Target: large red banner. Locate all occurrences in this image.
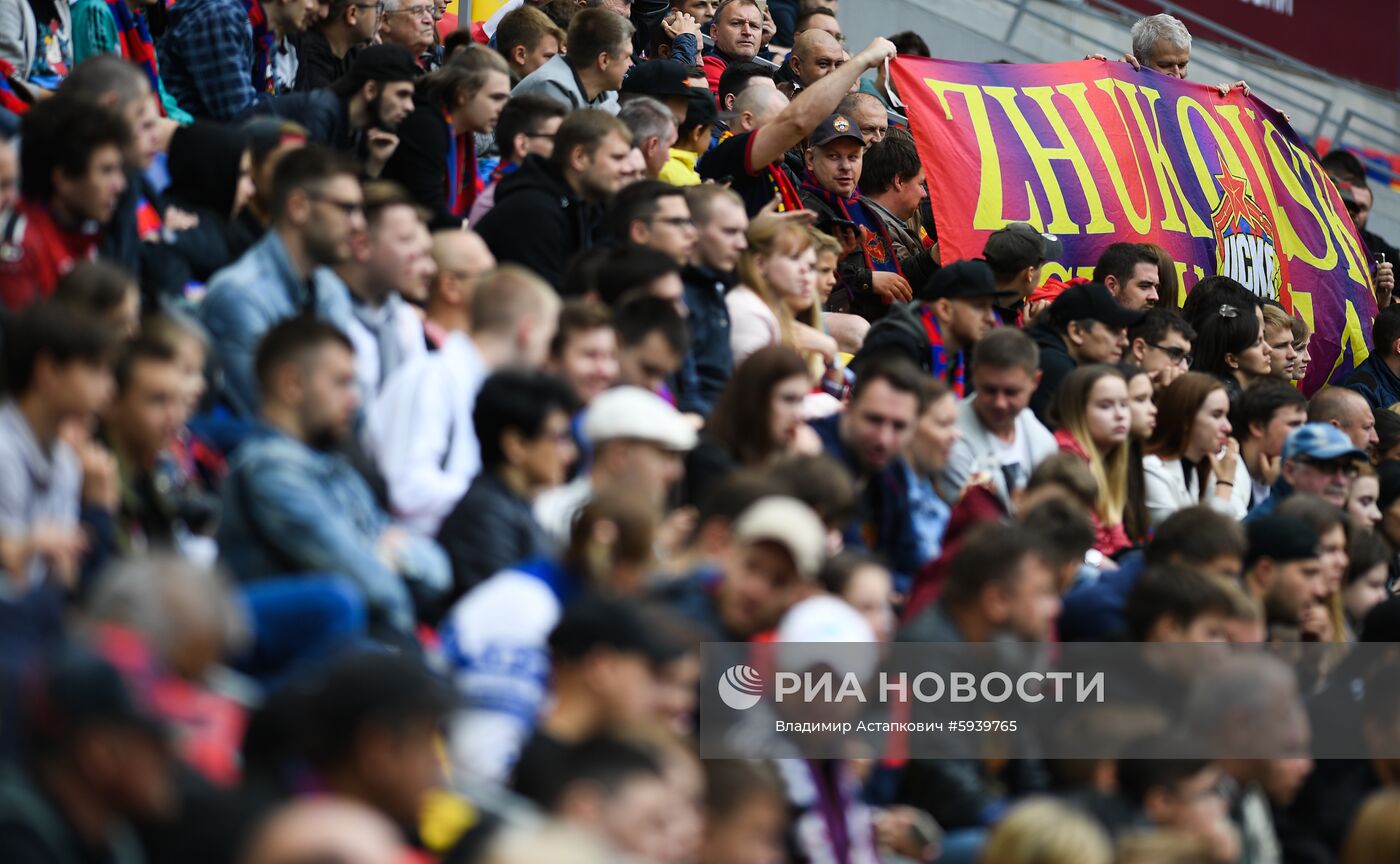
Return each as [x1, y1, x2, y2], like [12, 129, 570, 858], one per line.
[892, 56, 1379, 391]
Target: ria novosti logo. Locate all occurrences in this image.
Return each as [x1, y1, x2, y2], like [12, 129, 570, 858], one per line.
[717, 665, 763, 710]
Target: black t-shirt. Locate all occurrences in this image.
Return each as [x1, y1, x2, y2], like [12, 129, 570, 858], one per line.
[697, 130, 803, 217]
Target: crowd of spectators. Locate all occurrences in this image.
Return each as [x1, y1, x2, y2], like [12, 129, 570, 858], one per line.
[1, 3, 1400, 864]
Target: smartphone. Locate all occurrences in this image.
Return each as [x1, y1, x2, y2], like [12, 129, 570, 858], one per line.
[819, 216, 859, 234]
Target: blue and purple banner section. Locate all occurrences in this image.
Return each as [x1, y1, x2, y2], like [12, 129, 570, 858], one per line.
[700, 642, 1398, 760]
[891, 57, 1379, 393]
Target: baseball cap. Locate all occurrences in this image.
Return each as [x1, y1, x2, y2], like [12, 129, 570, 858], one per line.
[548, 595, 686, 663]
[775, 596, 880, 681]
[344, 44, 421, 88]
[24, 644, 167, 747]
[1048, 282, 1147, 330]
[584, 386, 698, 451]
[809, 113, 865, 148]
[1281, 423, 1368, 463]
[917, 259, 1011, 303]
[1244, 515, 1320, 570]
[732, 496, 827, 581]
[982, 223, 1063, 272]
[681, 87, 719, 130]
[621, 60, 692, 98]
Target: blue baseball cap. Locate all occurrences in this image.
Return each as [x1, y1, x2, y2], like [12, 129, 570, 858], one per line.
[1281, 422, 1367, 463]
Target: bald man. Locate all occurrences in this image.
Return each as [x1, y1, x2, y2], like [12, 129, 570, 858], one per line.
[242, 798, 406, 864]
[837, 91, 887, 143]
[789, 29, 844, 92]
[1308, 387, 1379, 457]
[425, 229, 497, 343]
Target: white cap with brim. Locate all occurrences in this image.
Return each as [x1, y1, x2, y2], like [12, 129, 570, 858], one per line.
[776, 595, 880, 682]
[732, 496, 827, 582]
[583, 386, 698, 451]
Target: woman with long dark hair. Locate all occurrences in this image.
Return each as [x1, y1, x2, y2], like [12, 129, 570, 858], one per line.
[683, 345, 819, 507]
[1143, 372, 1249, 528]
[1185, 277, 1271, 401]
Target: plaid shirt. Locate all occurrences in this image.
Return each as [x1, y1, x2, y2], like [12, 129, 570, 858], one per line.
[157, 0, 255, 121]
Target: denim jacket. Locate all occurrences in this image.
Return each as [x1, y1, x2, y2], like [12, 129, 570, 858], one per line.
[199, 231, 354, 417]
[218, 425, 449, 633]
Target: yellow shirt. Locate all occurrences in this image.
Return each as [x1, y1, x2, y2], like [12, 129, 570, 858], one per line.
[659, 147, 702, 186]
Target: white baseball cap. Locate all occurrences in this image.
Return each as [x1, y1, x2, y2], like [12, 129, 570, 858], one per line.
[583, 386, 698, 451]
[732, 496, 827, 582]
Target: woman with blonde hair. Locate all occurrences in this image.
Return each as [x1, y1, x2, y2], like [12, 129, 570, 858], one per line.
[982, 799, 1112, 864]
[727, 220, 838, 366]
[1051, 365, 1133, 556]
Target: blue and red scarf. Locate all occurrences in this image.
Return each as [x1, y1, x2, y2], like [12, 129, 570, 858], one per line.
[105, 0, 165, 114]
[918, 309, 966, 397]
[243, 0, 276, 94]
[442, 108, 481, 218]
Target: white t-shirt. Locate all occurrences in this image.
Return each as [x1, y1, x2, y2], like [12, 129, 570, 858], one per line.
[990, 427, 1034, 492]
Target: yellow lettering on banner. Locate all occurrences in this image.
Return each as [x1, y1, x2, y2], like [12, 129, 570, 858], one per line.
[1303, 154, 1370, 287]
[1060, 82, 1151, 234]
[1175, 97, 1249, 214]
[1328, 298, 1371, 379]
[1108, 82, 1207, 236]
[1038, 263, 1096, 285]
[1291, 289, 1315, 333]
[984, 85, 1114, 235]
[1261, 125, 1336, 271]
[922, 79, 1008, 232]
[1174, 260, 1204, 306]
[1214, 105, 1288, 235]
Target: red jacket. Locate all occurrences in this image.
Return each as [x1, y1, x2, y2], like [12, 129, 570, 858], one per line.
[0, 199, 100, 310]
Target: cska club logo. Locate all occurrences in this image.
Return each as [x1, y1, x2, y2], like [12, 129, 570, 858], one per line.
[1210, 170, 1282, 302]
[865, 231, 888, 265]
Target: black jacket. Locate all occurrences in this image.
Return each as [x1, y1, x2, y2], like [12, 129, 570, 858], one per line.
[293, 30, 358, 92]
[381, 94, 459, 228]
[436, 471, 553, 607]
[475, 155, 600, 289]
[1027, 318, 1075, 423]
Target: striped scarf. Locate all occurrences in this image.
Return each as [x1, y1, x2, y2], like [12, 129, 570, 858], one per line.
[442, 108, 480, 218]
[917, 308, 965, 397]
[243, 0, 275, 94]
[797, 176, 903, 278]
[105, 0, 164, 113]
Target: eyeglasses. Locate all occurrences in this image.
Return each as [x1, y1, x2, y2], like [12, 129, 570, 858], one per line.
[307, 193, 365, 217]
[651, 216, 696, 228]
[385, 3, 432, 16]
[1297, 458, 1361, 479]
[1148, 342, 1193, 367]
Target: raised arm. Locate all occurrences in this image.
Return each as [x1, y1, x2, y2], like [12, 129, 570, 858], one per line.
[748, 36, 896, 169]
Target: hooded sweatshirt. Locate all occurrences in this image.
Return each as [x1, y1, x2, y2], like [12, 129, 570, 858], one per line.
[475, 154, 601, 290]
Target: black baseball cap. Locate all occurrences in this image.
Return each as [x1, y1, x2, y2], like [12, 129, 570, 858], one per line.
[1048, 282, 1147, 329]
[344, 44, 421, 88]
[809, 113, 865, 148]
[982, 223, 1063, 272]
[24, 644, 168, 747]
[549, 595, 686, 664]
[1244, 515, 1320, 571]
[917, 259, 1010, 302]
[681, 87, 719, 130]
[622, 60, 692, 98]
